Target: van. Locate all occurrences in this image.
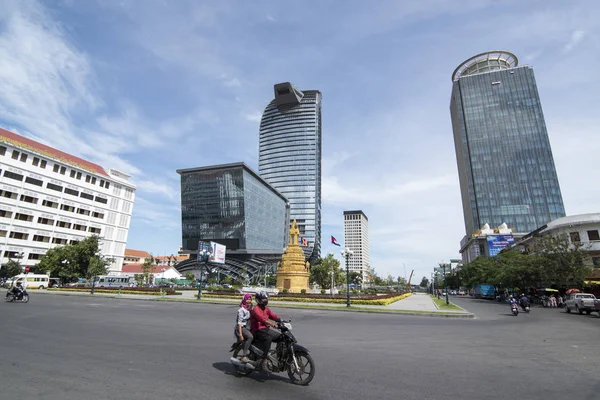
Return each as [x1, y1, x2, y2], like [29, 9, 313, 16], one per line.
[10, 273, 50, 289]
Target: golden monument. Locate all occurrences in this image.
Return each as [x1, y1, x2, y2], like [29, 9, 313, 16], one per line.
[276, 219, 310, 293]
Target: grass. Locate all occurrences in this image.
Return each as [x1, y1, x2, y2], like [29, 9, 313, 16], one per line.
[429, 295, 464, 311]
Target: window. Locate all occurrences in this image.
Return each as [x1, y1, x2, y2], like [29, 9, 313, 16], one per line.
[53, 164, 60, 173]
[15, 213, 33, 222]
[56, 221, 71, 229]
[77, 208, 91, 216]
[124, 188, 134, 200]
[69, 240, 80, 245]
[0, 146, 5, 155]
[60, 204, 75, 213]
[91, 177, 97, 185]
[9, 232, 29, 240]
[89, 227, 102, 234]
[60, 166, 66, 175]
[100, 180, 105, 188]
[12, 150, 19, 160]
[28, 253, 42, 260]
[47, 183, 63, 192]
[1, 190, 17, 199]
[0, 230, 6, 237]
[105, 182, 110, 189]
[70, 170, 76, 178]
[40, 160, 47, 169]
[52, 238, 68, 245]
[73, 224, 87, 232]
[64, 188, 79, 197]
[25, 176, 43, 187]
[121, 201, 131, 213]
[95, 196, 107, 204]
[4, 171, 24, 181]
[92, 211, 104, 219]
[32, 157, 40, 166]
[85, 175, 91, 183]
[80, 192, 94, 200]
[0, 210, 13, 218]
[33, 235, 50, 243]
[20, 153, 27, 162]
[570, 232, 581, 243]
[42, 200, 58, 209]
[37, 217, 55, 226]
[587, 230, 600, 241]
[19, 194, 38, 204]
[76, 172, 82, 180]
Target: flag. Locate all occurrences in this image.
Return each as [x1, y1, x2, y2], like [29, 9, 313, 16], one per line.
[302, 237, 308, 247]
[331, 236, 341, 246]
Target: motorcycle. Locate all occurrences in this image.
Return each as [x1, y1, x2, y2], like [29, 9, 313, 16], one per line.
[229, 320, 315, 385]
[510, 303, 519, 316]
[520, 303, 530, 313]
[5, 287, 29, 303]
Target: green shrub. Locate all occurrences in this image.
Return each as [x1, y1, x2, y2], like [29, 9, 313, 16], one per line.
[282, 288, 289, 293]
[300, 289, 306, 294]
[320, 289, 326, 294]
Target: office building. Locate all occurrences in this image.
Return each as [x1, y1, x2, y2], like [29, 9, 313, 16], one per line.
[450, 51, 565, 240]
[258, 82, 322, 263]
[343, 210, 370, 283]
[0, 128, 136, 272]
[176, 162, 289, 281]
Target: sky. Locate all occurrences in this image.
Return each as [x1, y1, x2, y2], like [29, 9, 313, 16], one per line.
[0, 0, 599, 284]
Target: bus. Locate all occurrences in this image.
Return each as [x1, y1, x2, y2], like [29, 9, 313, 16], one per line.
[92, 275, 132, 288]
[9, 274, 50, 289]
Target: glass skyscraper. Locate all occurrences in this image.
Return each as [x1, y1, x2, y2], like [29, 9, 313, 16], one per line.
[258, 82, 322, 262]
[450, 51, 565, 236]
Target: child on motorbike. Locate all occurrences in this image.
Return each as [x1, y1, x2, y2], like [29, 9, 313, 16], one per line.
[234, 293, 254, 363]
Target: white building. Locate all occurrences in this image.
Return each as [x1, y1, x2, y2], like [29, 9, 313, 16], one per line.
[0, 128, 136, 272]
[343, 210, 370, 283]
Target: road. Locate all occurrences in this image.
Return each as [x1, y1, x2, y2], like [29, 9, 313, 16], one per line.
[1, 293, 598, 400]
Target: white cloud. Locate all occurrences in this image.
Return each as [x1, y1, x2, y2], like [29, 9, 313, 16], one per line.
[266, 15, 275, 22]
[563, 30, 586, 53]
[134, 179, 179, 201]
[221, 75, 242, 88]
[244, 111, 262, 122]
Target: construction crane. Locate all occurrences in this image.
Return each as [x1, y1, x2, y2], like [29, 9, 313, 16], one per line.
[407, 270, 415, 292]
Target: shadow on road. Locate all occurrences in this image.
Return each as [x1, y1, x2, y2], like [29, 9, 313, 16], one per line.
[212, 362, 291, 384]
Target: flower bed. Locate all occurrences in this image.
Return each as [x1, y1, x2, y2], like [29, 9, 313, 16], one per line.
[48, 287, 180, 296]
[198, 292, 412, 305]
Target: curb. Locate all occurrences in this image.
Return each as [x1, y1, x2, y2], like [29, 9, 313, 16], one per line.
[28, 290, 475, 319]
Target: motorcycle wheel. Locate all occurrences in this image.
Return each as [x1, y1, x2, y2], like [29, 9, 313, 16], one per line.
[232, 347, 254, 376]
[5, 293, 15, 302]
[22, 294, 29, 303]
[287, 351, 315, 386]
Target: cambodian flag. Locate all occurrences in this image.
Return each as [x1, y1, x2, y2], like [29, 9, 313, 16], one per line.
[331, 236, 341, 246]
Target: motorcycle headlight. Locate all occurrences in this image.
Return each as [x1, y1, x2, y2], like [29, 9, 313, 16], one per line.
[283, 322, 292, 330]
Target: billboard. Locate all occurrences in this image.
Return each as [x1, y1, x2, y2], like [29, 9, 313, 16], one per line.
[209, 241, 226, 264]
[487, 234, 515, 257]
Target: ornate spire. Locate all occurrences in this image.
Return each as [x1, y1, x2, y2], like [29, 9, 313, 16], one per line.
[289, 219, 300, 245]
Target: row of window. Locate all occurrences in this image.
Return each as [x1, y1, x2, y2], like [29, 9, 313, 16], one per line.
[1, 210, 102, 234]
[0, 229, 85, 246]
[570, 230, 600, 243]
[1, 188, 106, 219]
[0, 146, 110, 189]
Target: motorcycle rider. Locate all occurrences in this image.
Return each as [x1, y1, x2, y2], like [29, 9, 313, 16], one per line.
[250, 291, 281, 374]
[519, 293, 530, 311]
[10, 280, 25, 299]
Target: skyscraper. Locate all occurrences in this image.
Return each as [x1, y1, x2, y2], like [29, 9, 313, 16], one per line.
[343, 210, 370, 284]
[450, 51, 565, 238]
[258, 82, 322, 262]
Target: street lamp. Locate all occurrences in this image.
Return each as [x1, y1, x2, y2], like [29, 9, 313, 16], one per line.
[197, 249, 212, 300]
[439, 260, 450, 305]
[341, 247, 354, 307]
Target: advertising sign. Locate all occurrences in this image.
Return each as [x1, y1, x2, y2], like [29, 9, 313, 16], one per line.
[487, 234, 515, 257]
[209, 241, 226, 264]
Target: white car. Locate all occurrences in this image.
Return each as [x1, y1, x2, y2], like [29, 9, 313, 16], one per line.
[565, 293, 597, 315]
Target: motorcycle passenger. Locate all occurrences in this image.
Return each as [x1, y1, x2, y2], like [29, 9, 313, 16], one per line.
[234, 294, 254, 364]
[519, 294, 530, 311]
[11, 280, 25, 299]
[251, 291, 281, 374]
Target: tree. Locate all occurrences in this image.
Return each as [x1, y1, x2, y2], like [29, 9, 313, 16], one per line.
[419, 277, 429, 288]
[2, 259, 24, 278]
[348, 271, 362, 286]
[87, 256, 109, 281]
[140, 257, 156, 285]
[185, 272, 195, 282]
[309, 254, 343, 289]
[223, 275, 233, 285]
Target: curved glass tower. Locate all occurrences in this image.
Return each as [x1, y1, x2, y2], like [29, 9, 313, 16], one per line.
[450, 51, 565, 237]
[258, 82, 322, 262]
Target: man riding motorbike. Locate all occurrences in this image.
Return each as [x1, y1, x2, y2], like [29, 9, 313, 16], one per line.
[10, 280, 25, 299]
[250, 291, 281, 374]
[519, 294, 530, 311]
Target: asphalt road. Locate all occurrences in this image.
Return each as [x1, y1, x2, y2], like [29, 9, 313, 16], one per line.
[1, 293, 598, 400]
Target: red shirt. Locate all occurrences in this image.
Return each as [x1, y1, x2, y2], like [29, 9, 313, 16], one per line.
[250, 306, 279, 333]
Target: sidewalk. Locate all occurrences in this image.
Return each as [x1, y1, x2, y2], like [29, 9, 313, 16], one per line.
[24, 289, 473, 318]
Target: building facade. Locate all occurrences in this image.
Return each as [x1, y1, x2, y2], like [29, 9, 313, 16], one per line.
[123, 248, 152, 265]
[258, 82, 322, 263]
[343, 210, 370, 283]
[176, 162, 289, 281]
[450, 51, 565, 240]
[0, 128, 135, 272]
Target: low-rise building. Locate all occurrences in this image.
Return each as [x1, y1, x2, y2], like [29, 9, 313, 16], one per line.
[123, 249, 152, 265]
[459, 223, 526, 264]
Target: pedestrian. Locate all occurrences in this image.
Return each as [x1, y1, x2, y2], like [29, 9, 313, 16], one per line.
[550, 294, 557, 308]
[234, 293, 254, 363]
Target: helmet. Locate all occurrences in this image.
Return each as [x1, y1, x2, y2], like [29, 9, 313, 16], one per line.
[255, 291, 269, 306]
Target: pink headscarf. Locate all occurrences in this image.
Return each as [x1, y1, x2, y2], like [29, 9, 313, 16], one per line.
[240, 293, 252, 310]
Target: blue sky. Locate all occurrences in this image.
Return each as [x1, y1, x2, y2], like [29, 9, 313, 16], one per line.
[1, 0, 599, 283]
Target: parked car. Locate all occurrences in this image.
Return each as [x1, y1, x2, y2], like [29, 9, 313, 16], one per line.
[565, 293, 597, 315]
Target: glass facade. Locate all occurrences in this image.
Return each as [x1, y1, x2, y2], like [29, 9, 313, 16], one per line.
[451, 63, 565, 236]
[178, 163, 288, 252]
[258, 83, 322, 262]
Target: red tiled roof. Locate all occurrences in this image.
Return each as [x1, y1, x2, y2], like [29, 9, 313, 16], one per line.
[154, 255, 190, 261]
[124, 249, 152, 258]
[0, 127, 109, 177]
